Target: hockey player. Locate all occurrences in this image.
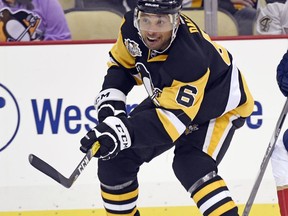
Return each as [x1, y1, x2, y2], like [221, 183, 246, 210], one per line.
[274, 49, 288, 216]
[80, 0, 255, 215]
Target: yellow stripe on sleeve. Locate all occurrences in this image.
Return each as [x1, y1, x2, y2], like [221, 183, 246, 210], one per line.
[110, 27, 136, 69]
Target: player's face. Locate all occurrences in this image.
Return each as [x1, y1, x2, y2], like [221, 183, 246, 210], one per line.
[137, 12, 174, 51]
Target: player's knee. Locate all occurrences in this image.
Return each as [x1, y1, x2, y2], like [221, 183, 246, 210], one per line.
[97, 152, 140, 186]
[172, 149, 217, 191]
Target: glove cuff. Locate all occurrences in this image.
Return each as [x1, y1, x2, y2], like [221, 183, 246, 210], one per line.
[103, 116, 132, 150]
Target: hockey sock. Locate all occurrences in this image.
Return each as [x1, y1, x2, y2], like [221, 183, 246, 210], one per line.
[277, 187, 288, 216]
[101, 180, 140, 216]
[191, 175, 238, 216]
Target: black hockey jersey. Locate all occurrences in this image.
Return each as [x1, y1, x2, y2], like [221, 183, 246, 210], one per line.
[101, 11, 254, 146]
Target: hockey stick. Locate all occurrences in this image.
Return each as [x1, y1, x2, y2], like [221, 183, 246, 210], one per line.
[242, 98, 288, 216]
[29, 141, 100, 188]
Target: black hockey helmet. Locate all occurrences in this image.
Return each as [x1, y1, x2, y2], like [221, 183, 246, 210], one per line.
[137, 0, 183, 14]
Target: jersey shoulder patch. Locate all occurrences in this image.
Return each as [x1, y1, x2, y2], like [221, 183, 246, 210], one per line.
[124, 38, 142, 57]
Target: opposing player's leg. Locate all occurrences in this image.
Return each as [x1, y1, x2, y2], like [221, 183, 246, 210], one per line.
[271, 129, 288, 216]
[173, 111, 245, 216]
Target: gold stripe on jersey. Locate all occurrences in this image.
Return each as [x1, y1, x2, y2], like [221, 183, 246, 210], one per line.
[110, 30, 135, 69]
[193, 179, 226, 203]
[147, 51, 168, 62]
[181, 14, 199, 33]
[209, 201, 236, 216]
[203, 112, 238, 160]
[107, 61, 119, 68]
[200, 30, 231, 66]
[234, 72, 254, 117]
[157, 69, 209, 120]
[106, 208, 138, 216]
[132, 73, 143, 85]
[110, 30, 144, 85]
[101, 188, 139, 201]
[197, 31, 253, 118]
[156, 108, 186, 142]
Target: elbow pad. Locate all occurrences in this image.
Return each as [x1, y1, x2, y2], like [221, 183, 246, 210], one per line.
[277, 51, 288, 96]
[95, 88, 127, 123]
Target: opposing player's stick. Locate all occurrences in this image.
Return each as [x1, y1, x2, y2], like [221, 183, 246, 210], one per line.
[242, 98, 288, 216]
[29, 141, 100, 188]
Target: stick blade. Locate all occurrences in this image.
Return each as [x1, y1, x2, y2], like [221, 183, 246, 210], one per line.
[29, 154, 73, 188]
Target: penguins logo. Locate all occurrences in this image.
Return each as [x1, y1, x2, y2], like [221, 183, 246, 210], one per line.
[0, 8, 42, 41]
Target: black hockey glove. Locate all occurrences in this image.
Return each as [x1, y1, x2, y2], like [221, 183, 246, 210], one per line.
[95, 88, 127, 123]
[277, 50, 288, 96]
[80, 116, 132, 160]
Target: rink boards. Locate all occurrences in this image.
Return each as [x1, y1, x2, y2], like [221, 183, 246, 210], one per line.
[0, 37, 288, 216]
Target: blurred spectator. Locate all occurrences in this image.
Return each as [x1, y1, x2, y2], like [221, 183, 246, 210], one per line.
[255, 0, 288, 35]
[124, 0, 136, 11]
[173, 0, 257, 35]
[218, 0, 258, 35]
[181, 0, 204, 8]
[79, 0, 127, 13]
[266, 0, 285, 3]
[0, 0, 71, 41]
